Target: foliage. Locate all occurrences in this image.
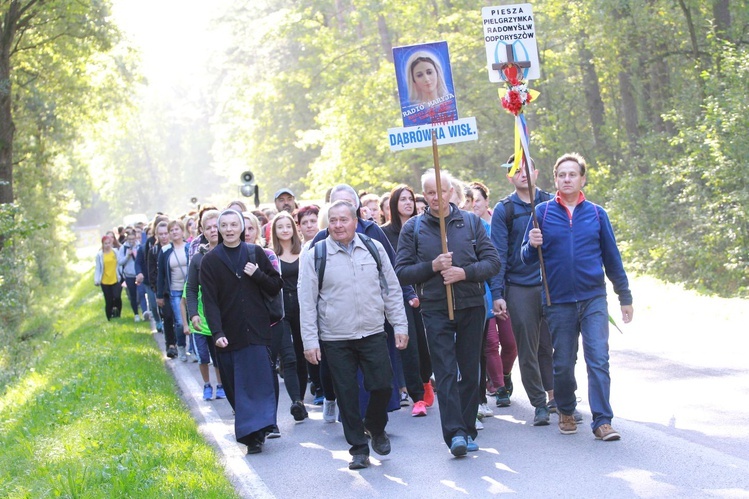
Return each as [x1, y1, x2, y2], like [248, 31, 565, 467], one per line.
[210, 0, 748, 296]
[0, 0, 136, 342]
[0, 269, 239, 497]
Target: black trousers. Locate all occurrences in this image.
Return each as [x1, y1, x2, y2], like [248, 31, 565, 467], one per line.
[283, 290, 308, 401]
[399, 301, 427, 402]
[421, 306, 485, 447]
[322, 332, 392, 456]
[100, 283, 122, 320]
[270, 320, 301, 403]
[159, 293, 176, 348]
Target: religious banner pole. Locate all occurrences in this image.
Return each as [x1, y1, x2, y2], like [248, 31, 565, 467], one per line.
[431, 129, 454, 320]
[389, 41, 478, 319]
[483, 4, 551, 305]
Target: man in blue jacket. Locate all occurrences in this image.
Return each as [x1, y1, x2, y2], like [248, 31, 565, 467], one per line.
[522, 153, 633, 442]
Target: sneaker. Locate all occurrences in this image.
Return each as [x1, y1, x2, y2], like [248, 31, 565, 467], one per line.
[411, 400, 427, 417]
[504, 374, 513, 396]
[400, 391, 409, 406]
[313, 394, 325, 406]
[450, 436, 468, 457]
[466, 436, 479, 452]
[266, 425, 281, 439]
[143, 311, 152, 321]
[166, 345, 177, 359]
[134, 315, 141, 323]
[290, 401, 307, 421]
[558, 413, 577, 435]
[574, 409, 583, 424]
[177, 346, 187, 362]
[423, 382, 435, 407]
[202, 383, 213, 401]
[495, 387, 511, 407]
[215, 385, 226, 399]
[547, 398, 557, 413]
[477, 403, 494, 420]
[475, 418, 484, 430]
[369, 430, 391, 456]
[533, 406, 550, 426]
[349, 454, 370, 470]
[593, 424, 621, 441]
[323, 399, 337, 423]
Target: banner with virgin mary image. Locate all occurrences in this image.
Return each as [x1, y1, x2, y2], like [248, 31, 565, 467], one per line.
[393, 41, 459, 127]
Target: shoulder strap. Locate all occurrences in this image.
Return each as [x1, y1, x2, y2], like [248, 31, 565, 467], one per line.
[413, 214, 422, 255]
[463, 211, 479, 250]
[357, 233, 388, 294]
[500, 195, 514, 230]
[246, 243, 255, 264]
[314, 240, 326, 292]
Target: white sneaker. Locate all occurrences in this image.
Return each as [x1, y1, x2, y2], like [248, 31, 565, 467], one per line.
[177, 346, 187, 362]
[134, 315, 141, 323]
[323, 399, 337, 423]
[477, 403, 494, 419]
[475, 418, 484, 430]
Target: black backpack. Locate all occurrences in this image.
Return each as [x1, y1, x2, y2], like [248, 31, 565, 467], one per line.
[412, 210, 481, 254]
[313, 233, 388, 294]
[499, 191, 553, 232]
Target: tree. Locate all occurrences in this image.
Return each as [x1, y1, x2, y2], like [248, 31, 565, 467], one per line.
[0, 0, 119, 249]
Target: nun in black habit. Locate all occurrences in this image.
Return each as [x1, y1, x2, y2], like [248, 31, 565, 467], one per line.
[200, 209, 283, 454]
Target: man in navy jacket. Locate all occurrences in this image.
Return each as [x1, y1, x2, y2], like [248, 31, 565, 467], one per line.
[522, 153, 633, 442]
[396, 169, 501, 457]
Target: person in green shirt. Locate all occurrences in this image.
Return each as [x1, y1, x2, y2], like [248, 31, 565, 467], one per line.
[183, 210, 225, 401]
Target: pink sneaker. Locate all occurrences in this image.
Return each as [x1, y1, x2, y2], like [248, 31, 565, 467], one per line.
[423, 382, 435, 407]
[411, 400, 427, 417]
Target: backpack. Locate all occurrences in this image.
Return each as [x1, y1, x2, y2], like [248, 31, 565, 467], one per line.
[412, 210, 480, 254]
[313, 233, 388, 294]
[499, 190, 553, 232]
[246, 243, 285, 324]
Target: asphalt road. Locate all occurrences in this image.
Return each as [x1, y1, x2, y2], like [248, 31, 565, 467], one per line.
[158, 278, 749, 498]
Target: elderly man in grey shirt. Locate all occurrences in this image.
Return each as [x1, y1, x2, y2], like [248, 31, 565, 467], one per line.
[300, 200, 408, 471]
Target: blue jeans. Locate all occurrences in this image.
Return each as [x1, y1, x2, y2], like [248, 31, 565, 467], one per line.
[169, 290, 186, 347]
[544, 295, 612, 431]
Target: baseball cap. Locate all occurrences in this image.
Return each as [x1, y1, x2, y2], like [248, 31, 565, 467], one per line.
[274, 188, 295, 199]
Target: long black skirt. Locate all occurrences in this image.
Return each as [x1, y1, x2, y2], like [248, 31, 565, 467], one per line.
[217, 344, 277, 445]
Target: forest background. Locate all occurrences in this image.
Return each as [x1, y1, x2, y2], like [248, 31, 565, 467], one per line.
[0, 0, 747, 384]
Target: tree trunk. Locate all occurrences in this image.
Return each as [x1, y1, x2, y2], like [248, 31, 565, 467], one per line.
[0, 2, 19, 209]
[713, 0, 731, 39]
[577, 33, 609, 161]
[377, 15, 393, 63]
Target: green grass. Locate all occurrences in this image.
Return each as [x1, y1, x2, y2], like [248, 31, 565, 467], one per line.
[0, 269, 239, 498]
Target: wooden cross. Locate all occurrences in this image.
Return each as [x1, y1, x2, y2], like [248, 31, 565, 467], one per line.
[492, 44, 531, 73]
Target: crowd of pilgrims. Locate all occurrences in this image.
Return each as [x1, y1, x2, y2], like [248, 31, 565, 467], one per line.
[92, 174, 566, 459]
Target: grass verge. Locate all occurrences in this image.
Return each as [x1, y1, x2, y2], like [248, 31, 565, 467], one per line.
[0, 268, 239, 498]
